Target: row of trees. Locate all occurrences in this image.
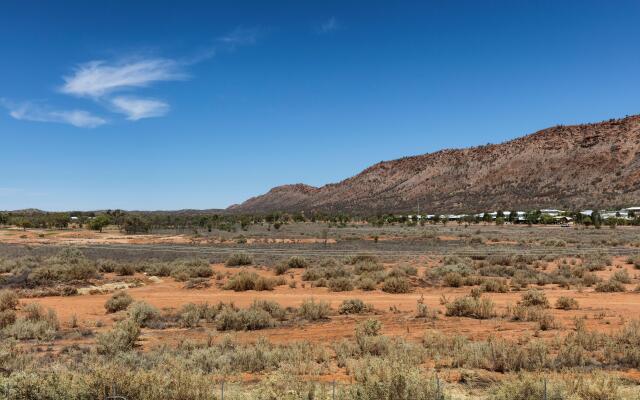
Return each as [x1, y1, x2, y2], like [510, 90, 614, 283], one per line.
[2, 208, 639, 234]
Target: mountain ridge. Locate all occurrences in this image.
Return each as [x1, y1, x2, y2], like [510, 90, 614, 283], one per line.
[229, 115, 640, 214]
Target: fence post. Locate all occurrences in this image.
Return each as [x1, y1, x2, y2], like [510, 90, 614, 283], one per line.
[332, 380, 336, 400]
[435, 374, 441, 400]
[543, 378, 547, 400]
[221, 380, 224, 400]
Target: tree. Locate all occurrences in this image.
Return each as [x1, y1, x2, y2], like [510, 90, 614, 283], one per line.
[121, 216, 150, 234]
[89, 215, 111, 232]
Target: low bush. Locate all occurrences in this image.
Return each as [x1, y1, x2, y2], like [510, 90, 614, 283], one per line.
[357, 277, 377, 291]
[128, 301, 161, 328]
[328, 277, 354, 292]
[96, 318, 140, 355]
[298, 298, 330, 321]
[481, 278, 509, 293]
[224, 271, 280, 291]
[555, 296, 579, 310]
[518, 289, 550, 308]
[214, 307, 275, 331]
[0, 309, 16, 329]
[0, 289, 19, 311]
[443, 272, 464, 287]
[339, 299, 373, 314]
[445, 295, 495, 319]
[104, 291, 133, 313]
[225, 253, 253, 267]
[612, 269, 631, 284]
[274, 263, 289, 275]
[287, 256, 308, 268]
[4, 303, 59, 340]
[114, 263, 136, 276]
[381, 276, 411, 293]
[595, 279, 626, 292]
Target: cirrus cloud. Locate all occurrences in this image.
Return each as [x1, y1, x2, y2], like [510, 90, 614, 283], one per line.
[111, 96, 170, 120]
[60, 58, 187, 98]
[2, 100, 106, 128]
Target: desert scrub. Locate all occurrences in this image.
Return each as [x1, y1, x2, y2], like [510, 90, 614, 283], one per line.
[445, 295, 495, 319]
[224, 271, 281, 291]
[128, 301, 161, 328]
[96, 318, 141, 355]
[298, 298, 330, 321]
[612, 269, 631, 284]
[225, 253, 253, 267]
[357, 277, 377, 291]
[27, 248, 97, 285]
[595, 278, 626, 292]
[583, 253, 612, 271]
[339, 298, 373, 314]
[214, 307, 275, 331]
[490, 372, 623, 400]
[442, 272, 464, 287]
[518, 289, 550, 308]
[286, 256, 308, 268]
[104, 291, 133, 313]
[555, 296, 579, 310]
[328, 276, 354, 292]
[0, 289, 19, 311]
[169, 259, 212, 281]
[481, 278, 509, 293]
[3, 303, 59, 340]
[382, 276, 411, 293]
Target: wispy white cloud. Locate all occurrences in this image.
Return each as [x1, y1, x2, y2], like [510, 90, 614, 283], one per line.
[318, 17, 339, 34]
[2, 100, 106, 128]
[60, 58, 187, 98]
[218, 26, 261, 47]
[111, 96, 169, 120]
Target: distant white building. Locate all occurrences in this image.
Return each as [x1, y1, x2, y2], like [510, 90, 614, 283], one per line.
[540, 209, 563, 217]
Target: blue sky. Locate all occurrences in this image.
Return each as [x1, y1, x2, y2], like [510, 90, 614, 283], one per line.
[1, 1, 640, 211]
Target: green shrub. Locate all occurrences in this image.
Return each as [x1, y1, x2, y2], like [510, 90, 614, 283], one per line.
[4, 304, 59, 340]
[178, 303, 202, 328]
[612, 269, 631, 284]
[224, 271, 278, 291]
[128, 301, 161, 328]
[481, 278, 509, 293]
[214, 307, 275, 331]
[518, 290, 549, 308]
[0, 289, 19, 311]
[445, 295, 495, 319]
[381, 276, 411, 293]
[443, 272, 464, 287]
[0, 309, 16, 329]
[555, 296, 579, 310]
[274, 263, 289, 275]
[225, 253, 253, 267]
[328, 277, 354, 292]
[298, 298, 330, 321]
[357, 277, 377, 291]
[104, 291, 133, 313]
[169, 259, 213, 281]
[595, 279, 626, 292]
[114, 263, 135, 276]
[96, 318, 140, 354]
[250, 299, 286, 320]
[28, 248, 97, 284]
[287, 256, 308, 268]
[339, 299, 373, 314]
[353, 260, 384, 274]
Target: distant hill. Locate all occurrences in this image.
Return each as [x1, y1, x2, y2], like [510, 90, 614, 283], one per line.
[229, 115, 640, 214]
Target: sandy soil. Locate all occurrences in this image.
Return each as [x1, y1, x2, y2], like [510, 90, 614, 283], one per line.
[21, 259, 639, 352]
